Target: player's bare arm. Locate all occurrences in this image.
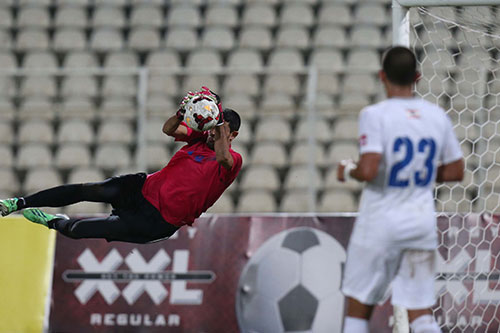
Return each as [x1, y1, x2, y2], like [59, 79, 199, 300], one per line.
[436, 158, 464, 182]
[337, 153, 382, 182]
[214, 122, 234, 170]
[162, 114, 188, 138]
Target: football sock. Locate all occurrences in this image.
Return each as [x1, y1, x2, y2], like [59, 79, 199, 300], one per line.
[410, 314, 441, 333]
[343, 316, 369, 333]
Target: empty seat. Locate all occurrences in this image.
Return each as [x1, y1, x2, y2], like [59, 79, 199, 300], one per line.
[0, 52, 16, 70]
[283, 166, 322, 191]
[326, 142, 358, 165]
[145, 143, 170, 170]
[104, 51, 139, 68]
[250, 142, 287, 167]
[0, 7, 12, 29]
[318, 4, 352, 26]
[267, 49, 303, 70]
[0, 122, 13, 144]
[236, 190, 276, 212]
[68, 167, 106, 183]
[239, 27, 272, 50]
[17, 97, 55, 120]
[205, 5, 238, 27]
[130, 5, 163, 27]
[260, 94, 296, 117]
[0, 101, 14, 121]
[90, 28, 124, 51]
[96, 120, 134, 144]
[319, 190, 357, 212]
[338, 94, 370, 112]
[146, 49, 181, 68]
[53, 29, 87, 52]
[349, 26, 384, 48]
[61, 75, 98, 97]
[23, 51, 57, 69]
[102, 75, 136, 97]
[58, 97, 96, 120]
[95, 0, 127, 6]
[17, 120, 54, 144]
[200, 27, 234, 51]
[147, 96, 175, 117]
[280, 4, 314, 26]
[254, 119, 292, 143]
[233, 120, 251, 144]
[222, 74, 259, 97]
[94, 144, 132, 170]
[16, 144, 52, 169]
[56, 0, 90, 5]
[63, 51, 98, 68]
[262, 74, 300, 96]
[0, 30, 12, 50]
[275, 26, 309, 50]
[128, 27, 161, 51]
[313, 26, 347, 48]
[92, 6, 126, 28]
[182, 74, 219, 94]
[167, 5, 200, 27]
[227, 48, 263, 69]
[0, 168, 19, 194]
[222, 94, 257, 120]
[0, 145, 12, 167]
[17, 6, 50, 28]
[55, 143, 92, 169]
[346, 49, 380, 73]
[186, 49, 222, 68]
[23, 168, 63, 194]
[342, 74, 377, 94]
[331, 117, 358, 140]
[289, 143, 327, 167]
[54, 6, 87, 28]
[19, 75, 56, 97]
[207, 193, 234, 213]
[280, 191, 315, 212]
[240, 166, 280, 191]
[309, 49, 344, 72]
[148, 75, 179, 97]
[16, 29, 49, 51]
[146, 117, 168, 143]
[165, 28, 198, 51]
[242, 4, 276, 27]
[57, 120, 94, 144]
[295, 118, 331, 143]
[354, 4, 387, 26]
[0, 76, 14, 97]
[99, 97, 136, 120]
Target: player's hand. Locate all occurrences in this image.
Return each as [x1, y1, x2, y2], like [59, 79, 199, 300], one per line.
[176, 91, 195, 120]
[337, 159, 356, 182]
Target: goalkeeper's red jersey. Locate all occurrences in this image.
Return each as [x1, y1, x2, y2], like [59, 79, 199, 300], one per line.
[141, 126, 242, 227]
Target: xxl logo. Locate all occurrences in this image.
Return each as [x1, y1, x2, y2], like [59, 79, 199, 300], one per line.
[64, 248, 215, 306]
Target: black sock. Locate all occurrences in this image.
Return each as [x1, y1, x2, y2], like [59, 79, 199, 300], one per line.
[17, 197, 26, 210]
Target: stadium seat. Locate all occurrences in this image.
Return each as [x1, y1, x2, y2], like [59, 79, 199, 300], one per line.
[207, 193, 234, 213]
[262, 74, 300, 96]
[182, 74, 219, 94]
[19, 75, 57, 98]
[55, 0, 89, 5]
[206, 0, 240, 5]
[0, 52, 16, 69]
[342, 73, 378, 95]
[315, 74, 340, 95]
[0, 101, 14, 121]
[250, 142, 287, 167]
[238, 27, 273, 51]
[283, 166, 322, 191]
[346, 49, 380, 73]
[98, 97, 136, 120]
[338, 93, 370, 112]
[54, 6, 87, 28]
[260, 94, 296, 118]
[130, 5, 163, 28]
[324, 166, 363, 191]
[164, 28, 199, 51]
[319, 190, 358, 212]
[294, 118, 331, 144]
[318, 4, 352, 26]
[147, 96, 176, 118]
[349, 26, 384, 48]
[267, 49, 304, 70]
[128, 27, 161, 51]
[148, 75, 179, 97]
[146, 117, 168, 143]
[236, 190, 277, 212]
[419, 48, 455, 71]
[23, 168, 63, 194]
[0, 7, 12, 29]
[16, 144, 53, 169]
[275, 26, 310, 50]
[95, 0, 127, 5]
[145, 143, 171, 170]
[0, 145, 12, 167]
[61, 75, 98, 97]
[54, 143, 92, 169]
[354, 4, 387, 26]
[0, 122, 13, 144]
[23, 51, 57, 69]
[222, 94, 257, 120]
[167, 5, 200, 28]
[104, 51, 139, 68]
[281, 191, 319, 212]
[92, 6, 126, 28]
[53, 29, 87, 52]
[90, 28, 124, 52]
[63, 51, 99, 68]
[16, 29, 49, 51]
[280, 4, 314, 26]
[57, 120, 94, 144]
[222, 74, 259, 97]
[313, 26, 347, 48]
[17, 120, 54, 144]
[254, 118, 292, 143]
[0, 30, 12, 50]
[419, 24, 457, 49]
[242, 4, 276, 27]
[227, 48, 263, 69]
[67, 167, 106, 184]
[146, 49, 181, 68]
[58, 97, 96, 120]
[97, 120, 134, 144]
[0, 76, 14, 98]
[17, 6, 50, 28]
[331, 117, 359, 140]
[233, 120, 251, 144]
[94, 144, 132, 171]
[102, 75, 136, 97]
[229, 142, 248, 164]
[17, 97, 56, 120]
[239, 166, 280, 191]
[205, 5, 238, 27]
[326, 142, 359, 165]
[0, 168, 19, 194]
[186, 49, 223, 69]
[200, 27, 235, 51]
[309, 49, 344, 72]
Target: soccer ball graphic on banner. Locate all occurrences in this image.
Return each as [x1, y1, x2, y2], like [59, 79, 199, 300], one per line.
[236, 227, 346, 333]
[184, 97, 220, 132]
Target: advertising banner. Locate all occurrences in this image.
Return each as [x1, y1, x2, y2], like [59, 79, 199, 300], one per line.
[49, 214, 500, 332]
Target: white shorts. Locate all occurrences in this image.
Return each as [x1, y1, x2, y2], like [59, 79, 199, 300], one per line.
[341, 241, 437, 309]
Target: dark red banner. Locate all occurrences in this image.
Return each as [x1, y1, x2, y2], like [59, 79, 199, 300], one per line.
[49, 214, 500, 332]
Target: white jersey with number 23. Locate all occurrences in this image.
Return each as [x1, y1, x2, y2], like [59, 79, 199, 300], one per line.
[354, 97, 462, 250]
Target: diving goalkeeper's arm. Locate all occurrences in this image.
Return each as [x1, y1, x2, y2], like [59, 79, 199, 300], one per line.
[214, 122, 234, 170]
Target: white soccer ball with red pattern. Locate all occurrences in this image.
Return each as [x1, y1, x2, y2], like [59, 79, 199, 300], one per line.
[184, 96, 220, 132]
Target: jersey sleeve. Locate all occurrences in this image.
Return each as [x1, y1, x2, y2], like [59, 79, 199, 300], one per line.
[358, 108, 383, 154]
[175, 122, 208, 143]
[440, 116, 463, 164]
[229, 150, 243, 176]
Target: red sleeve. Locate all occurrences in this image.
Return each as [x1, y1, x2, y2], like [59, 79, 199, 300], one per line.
[229, 150, 243, 177]
[175, 122, 208, 143]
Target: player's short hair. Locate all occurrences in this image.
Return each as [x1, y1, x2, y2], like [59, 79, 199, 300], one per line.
[223, 108, 241, 132]
[382, 46, 417, 86]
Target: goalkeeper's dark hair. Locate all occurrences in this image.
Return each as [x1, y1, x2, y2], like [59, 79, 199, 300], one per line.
[382, 46, 417, 86]
[223, 108, 241, 132]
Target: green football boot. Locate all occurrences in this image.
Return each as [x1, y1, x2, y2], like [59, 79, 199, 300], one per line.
[0, 198, 20, 216]
[22, 208, 69, 228]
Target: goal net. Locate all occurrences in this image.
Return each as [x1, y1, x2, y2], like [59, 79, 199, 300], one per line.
[406, 3, 500, 331]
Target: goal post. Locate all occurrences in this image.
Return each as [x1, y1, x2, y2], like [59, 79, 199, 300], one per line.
[392, 1, 500, 332]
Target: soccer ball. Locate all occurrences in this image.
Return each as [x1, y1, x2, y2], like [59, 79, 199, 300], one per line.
[236, 227, 346, 333]
[183, 96, 220, 132]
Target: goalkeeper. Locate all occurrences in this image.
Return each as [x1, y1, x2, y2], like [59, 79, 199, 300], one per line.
[0, 88, 242, 243]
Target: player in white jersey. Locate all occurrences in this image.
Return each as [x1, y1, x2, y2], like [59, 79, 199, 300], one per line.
[337, 46, 464, 333]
